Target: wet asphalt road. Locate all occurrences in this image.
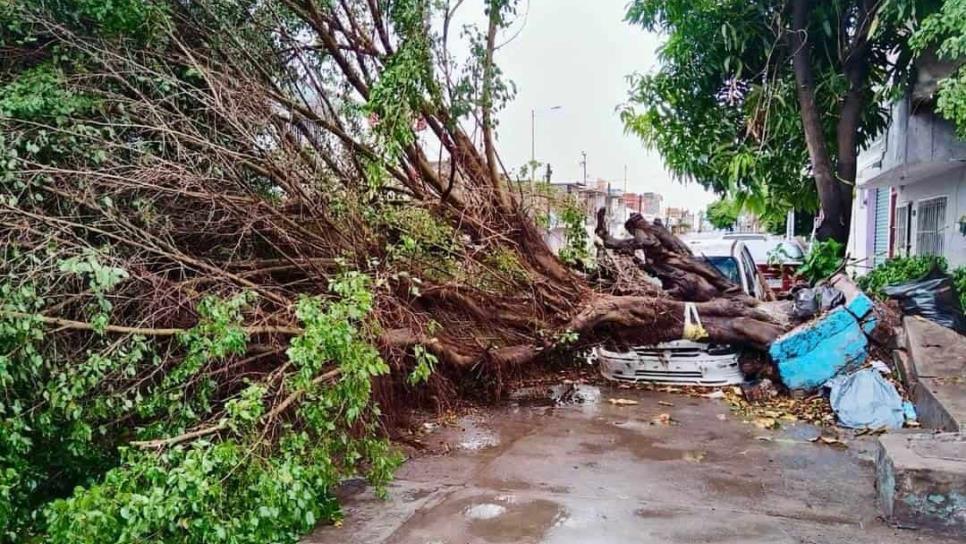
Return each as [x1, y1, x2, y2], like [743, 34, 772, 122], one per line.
[306, 384, 955, 544]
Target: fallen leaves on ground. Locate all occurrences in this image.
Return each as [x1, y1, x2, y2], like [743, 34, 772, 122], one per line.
[723, 387, 835, 429]
[651, 412, 674, 425]
[608, 398, 639, 406]
[809, 435, 848, 448]
[753, 417, 780, 430]
[682, 451, 706, 463]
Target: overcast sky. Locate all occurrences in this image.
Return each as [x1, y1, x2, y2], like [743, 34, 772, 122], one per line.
[484, 0, 717, 212]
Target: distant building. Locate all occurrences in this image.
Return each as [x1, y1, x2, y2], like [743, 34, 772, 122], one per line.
[641, 192, 663, 216]
[664, 207, 696, 234]
[623, 192, 643, 212]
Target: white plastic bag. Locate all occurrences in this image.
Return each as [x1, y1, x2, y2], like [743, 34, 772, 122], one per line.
[682, 302, 708, 341]
[825, 368, 905, 429]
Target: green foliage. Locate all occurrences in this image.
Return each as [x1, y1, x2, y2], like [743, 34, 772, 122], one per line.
[857, 256, 965, 310]
[705, 198, 740, 230]
[288, 273, 388, 419]
[366, 0, 436, 164]
[623, 0, 920, 224]
[558, 200, 591, 268]
[59, 249, 129, 333]
[0, 275, 151, 541]
[45, 439, 342, 544]
[553, 329, 579, 347]
[911, 0, 966, 137]
[796, 240, 844, 284]
[383, 205, 461, 282]
[953, 266, 966, 310]
[856, 255, 948, 297]
[407, 345, 437, 385]
[1, 272, 400, 542]
[483, 246, 529, 285]
[0, 0, 171, 190]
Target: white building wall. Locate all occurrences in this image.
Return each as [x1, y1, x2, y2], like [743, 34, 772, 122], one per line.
[894, 165, 966, 268]
[847, 187, 875, 276]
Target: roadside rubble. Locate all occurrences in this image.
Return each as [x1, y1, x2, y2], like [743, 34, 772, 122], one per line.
[521, 272, 928, 435]
[743, 274, 919, 433]
[594, 273, 929, 436]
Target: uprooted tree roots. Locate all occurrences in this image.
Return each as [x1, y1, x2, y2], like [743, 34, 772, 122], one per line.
[1, 1, 787, 541]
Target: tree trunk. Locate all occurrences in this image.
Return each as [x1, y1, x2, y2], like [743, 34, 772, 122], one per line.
[790, 0, 852, 244]
[832, 0, 876, 246]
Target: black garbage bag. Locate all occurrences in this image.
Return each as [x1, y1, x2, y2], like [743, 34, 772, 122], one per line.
[791, 287, 819, 320]
[882, 267, 965, 333]
[791, 284, 845, 320]
[816, 285, 845, 312]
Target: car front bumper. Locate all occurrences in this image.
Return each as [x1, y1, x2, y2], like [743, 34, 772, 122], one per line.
[597, 340, 744, 386]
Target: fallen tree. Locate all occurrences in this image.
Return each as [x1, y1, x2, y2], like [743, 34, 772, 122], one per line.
[0, 1, 787, 541]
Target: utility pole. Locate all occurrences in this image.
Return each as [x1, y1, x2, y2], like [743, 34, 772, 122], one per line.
[580, 151, 587, 186]
[530, 109, 535, 189]
[530, 106, 561, 193]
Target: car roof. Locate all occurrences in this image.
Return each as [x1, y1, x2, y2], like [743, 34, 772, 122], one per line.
[721, 233, 767, 240]
[685, 238, 741, 257]
[743, 237, 805, 262]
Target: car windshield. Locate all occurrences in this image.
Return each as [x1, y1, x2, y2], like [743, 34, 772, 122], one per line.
[701, 256, 741, 283]
[744, 239, 804, 264]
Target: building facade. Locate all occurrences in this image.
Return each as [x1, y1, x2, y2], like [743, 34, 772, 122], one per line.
[848, 93, 966, 272]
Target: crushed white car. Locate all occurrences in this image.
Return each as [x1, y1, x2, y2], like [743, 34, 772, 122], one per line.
[597, 340, 743, 386]
[598, 238, 765, 386]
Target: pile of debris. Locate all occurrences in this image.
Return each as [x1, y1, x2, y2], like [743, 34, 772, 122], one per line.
[761, 274, 919, 431]
[595, 272, 931, 433]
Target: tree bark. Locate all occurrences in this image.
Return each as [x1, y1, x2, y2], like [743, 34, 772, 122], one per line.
[790, 0, 852, 244]
[596, 210, 743, 301]
[833, 0, 876, 245]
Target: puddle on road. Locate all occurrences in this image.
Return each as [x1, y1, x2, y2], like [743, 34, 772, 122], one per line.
[457, 421, 500, 451]
[464, 503, 507, 520]
[396, 493, 567, 543]
[464, 497, 568, 542]
[580, 424, 719, 463]
[509, 383, 601, 407]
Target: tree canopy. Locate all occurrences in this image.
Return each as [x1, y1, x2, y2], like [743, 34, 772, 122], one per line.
[622, 0, 928, 242]
[705, 198, 741, 230]
[912, 0, 966, 136]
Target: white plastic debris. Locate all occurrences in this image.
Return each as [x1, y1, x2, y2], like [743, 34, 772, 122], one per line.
[870, 360, 891, 374]
[825, 368, 905, 429]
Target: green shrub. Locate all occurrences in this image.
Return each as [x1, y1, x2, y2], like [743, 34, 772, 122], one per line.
[558, 200, 592, 268]
[796, 239, 844, 284]
[857, 256, 965, 310]
[857, 255, 948, 298]
[952, 266, 966, 310]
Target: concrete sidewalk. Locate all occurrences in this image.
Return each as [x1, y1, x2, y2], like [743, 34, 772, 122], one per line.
[874, 316, 966, 535]
[899, 316, 966, 432]
[307, 386, 954, 544]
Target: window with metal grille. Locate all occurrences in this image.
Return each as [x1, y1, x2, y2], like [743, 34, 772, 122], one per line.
[915, 197, 947, 257]
[894, 203, 911, 257]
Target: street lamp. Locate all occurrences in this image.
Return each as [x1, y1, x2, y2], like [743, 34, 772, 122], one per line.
[530, 105, 562, 187]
